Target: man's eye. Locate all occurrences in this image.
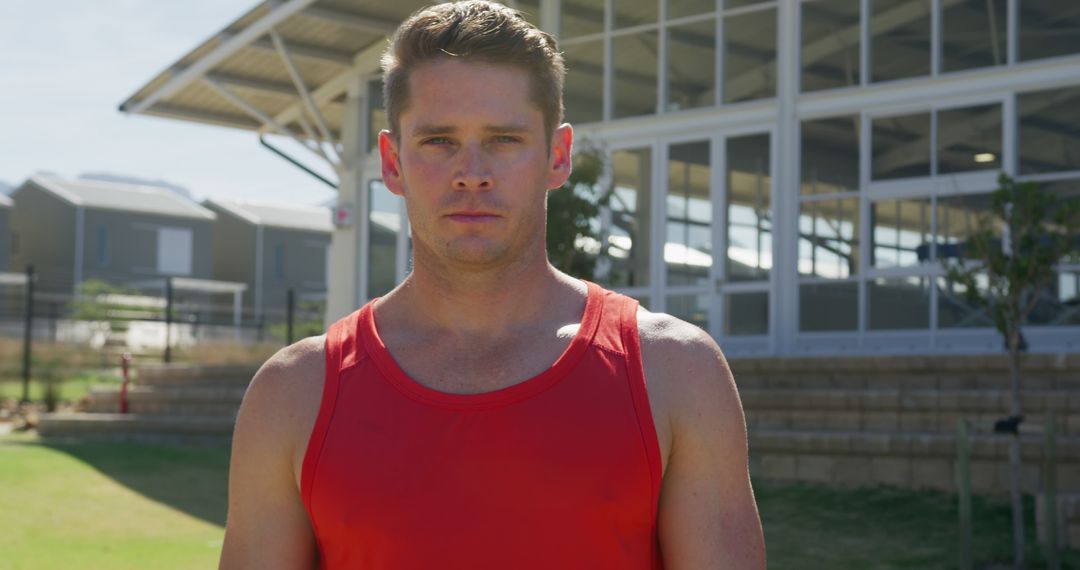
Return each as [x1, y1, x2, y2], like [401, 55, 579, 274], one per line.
[493, 136, 521, 144]
[423, 137, 451, 145]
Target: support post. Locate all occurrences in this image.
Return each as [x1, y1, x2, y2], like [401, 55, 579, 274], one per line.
[1044, 411, 1059, 570]
[286, 288, 295, 345]
[957, 418, 973, 570]
[21, 265, 34, 404]
[164, 277, 173, 363]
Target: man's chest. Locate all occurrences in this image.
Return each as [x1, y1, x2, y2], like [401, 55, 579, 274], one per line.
[383, 326, 580, 394]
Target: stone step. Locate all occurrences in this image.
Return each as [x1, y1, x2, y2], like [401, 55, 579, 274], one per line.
[137, 362, 259, 384]
[37, 413, 235, 444]
[84, 386, 247, 416]
[134, 363, 259, 388]
[741, 388, 1080, 436]
[734, 371, 1080, 391]
[748, 429, 1080, 494]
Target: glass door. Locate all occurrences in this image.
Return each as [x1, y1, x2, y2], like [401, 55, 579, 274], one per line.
[660, 130, 774, 352]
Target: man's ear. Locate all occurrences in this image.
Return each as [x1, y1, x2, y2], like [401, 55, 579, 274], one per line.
[546, 123, 574, 190]
[379, 130, 405, 196]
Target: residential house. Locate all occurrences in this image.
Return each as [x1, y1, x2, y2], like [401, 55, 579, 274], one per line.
[203, 199, 331, 322]
[8, 176, 216, 295]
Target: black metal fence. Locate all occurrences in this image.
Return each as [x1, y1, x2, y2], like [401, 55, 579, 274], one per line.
[0, 266, 325, 403]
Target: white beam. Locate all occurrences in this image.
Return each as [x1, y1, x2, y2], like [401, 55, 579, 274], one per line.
[123, 0, 321, 115]
[203, 77, 341, 173]
[264, 39, 386, 141]
[270, 29, 343, 163]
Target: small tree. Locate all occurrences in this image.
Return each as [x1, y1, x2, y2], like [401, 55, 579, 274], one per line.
[941, 173, 1079, 569]
[547, 148, 603, 279]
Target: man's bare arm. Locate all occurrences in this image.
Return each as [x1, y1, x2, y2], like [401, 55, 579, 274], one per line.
[218, 336, 325, 570]
[645, 317, 766, 569]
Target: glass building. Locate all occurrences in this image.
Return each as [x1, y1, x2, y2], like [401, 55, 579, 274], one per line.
[124, 0, 1080, 356]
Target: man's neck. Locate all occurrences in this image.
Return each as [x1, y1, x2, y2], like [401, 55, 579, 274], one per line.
[377, 246, 586, 341]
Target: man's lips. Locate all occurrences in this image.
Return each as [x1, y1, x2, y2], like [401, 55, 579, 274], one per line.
[446, 212, 501, 223]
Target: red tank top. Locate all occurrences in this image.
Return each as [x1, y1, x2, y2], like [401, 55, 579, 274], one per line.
[301, 281, 665, 569]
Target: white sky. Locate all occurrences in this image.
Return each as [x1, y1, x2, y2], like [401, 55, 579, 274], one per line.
[0, 0, 338, 206]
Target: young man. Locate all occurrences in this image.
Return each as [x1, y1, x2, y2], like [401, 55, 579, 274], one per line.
[219, 1, 765, 568]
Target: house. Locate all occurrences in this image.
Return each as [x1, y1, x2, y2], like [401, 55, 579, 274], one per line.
[8, 175, 216, 295]
[203, 198, 331, 321]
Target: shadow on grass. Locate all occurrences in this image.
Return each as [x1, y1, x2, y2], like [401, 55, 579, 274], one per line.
[33, 436, 231, 528]
[754, 480, 1080, 570]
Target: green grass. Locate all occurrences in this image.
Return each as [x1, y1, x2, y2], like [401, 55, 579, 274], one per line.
[0, 372, 121, 404]
[0, 432, 229, 570]
[1, 431, 1077, 569]
[758, 481, 1080, 569]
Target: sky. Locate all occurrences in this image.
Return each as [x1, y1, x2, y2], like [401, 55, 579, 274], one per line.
[0, 0, 337, 206]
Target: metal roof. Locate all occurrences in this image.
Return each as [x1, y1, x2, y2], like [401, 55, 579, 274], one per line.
[21, 176, 216, 221]
[205, 198, 332, 233]
[118, 0, 420, 143]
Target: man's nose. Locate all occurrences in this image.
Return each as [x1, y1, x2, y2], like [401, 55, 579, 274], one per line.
[453, 143, 492, 191]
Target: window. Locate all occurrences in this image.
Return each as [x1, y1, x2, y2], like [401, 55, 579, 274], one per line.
[800, 282, 858, 331]
[563, 40, 604, 124]
[801, 115, 860, 196]
[605, 147, 653, 287]
[1019, 85, 1080, 175]
[368, 180, 401, 298]
[1019, 0, 1080, 62]
[727, 133, 772, 281]
[156, 227, 193, 276]
[868, 276, 930, 330]
[941, 0, 1007, 72]
[800, 198, 859, 278]
[666, 140, 712, 286]
[723, 5, 777, 103]
[667, 20, 716, 112]
[801, 0, 861, 93]
[870, 0, 932, 83]
[613, 31, 659, 118]
[871, 199, 932, 268]
[872, 112, 931, 180]
[937, 103, 1002, 174]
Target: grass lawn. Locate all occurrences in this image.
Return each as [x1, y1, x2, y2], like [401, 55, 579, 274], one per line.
[0, 431, 229, 570]
[1, 430, 1077, 569]
[0, 372, 122, 404]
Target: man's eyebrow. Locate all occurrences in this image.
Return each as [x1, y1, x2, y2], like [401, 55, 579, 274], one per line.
[410, 124, 530, 137]
[412, 125, 456, 137]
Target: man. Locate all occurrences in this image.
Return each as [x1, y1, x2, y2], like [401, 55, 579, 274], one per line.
[219, 1, 765, 568]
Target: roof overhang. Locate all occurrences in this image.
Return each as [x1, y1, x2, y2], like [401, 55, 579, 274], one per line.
[120, 0, 402, 179]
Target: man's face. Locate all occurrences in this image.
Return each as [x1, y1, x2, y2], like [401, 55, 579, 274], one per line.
[379, 59, 573, 271]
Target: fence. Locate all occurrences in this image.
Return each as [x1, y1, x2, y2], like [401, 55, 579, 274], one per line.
[0, 267, 325, 403]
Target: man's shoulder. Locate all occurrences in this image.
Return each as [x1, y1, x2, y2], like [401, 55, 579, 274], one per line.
[238, 335, 327, 455]
[634, 307, 737, 424]
[635, 306, 724, 365]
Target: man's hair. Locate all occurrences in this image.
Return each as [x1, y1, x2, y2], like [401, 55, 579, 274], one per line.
[381, 0, 566, 141]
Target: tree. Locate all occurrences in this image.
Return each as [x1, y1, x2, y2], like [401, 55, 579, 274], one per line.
[941, 173, 1079, 569]
[547, 147, 603, 279]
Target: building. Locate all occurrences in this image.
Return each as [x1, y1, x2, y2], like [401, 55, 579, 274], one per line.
[119, 0, 1080, 356]
[203, 198, 332, 320]
[8, 176, 217, 295]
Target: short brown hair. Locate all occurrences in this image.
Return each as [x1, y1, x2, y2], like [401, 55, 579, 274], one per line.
[381, 0, 565, 140]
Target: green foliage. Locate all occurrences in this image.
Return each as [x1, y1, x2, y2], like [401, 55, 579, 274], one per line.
[941, 174, 1080, 350]
[547, 148, 603, 279]
[69, 279, 153, 325]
